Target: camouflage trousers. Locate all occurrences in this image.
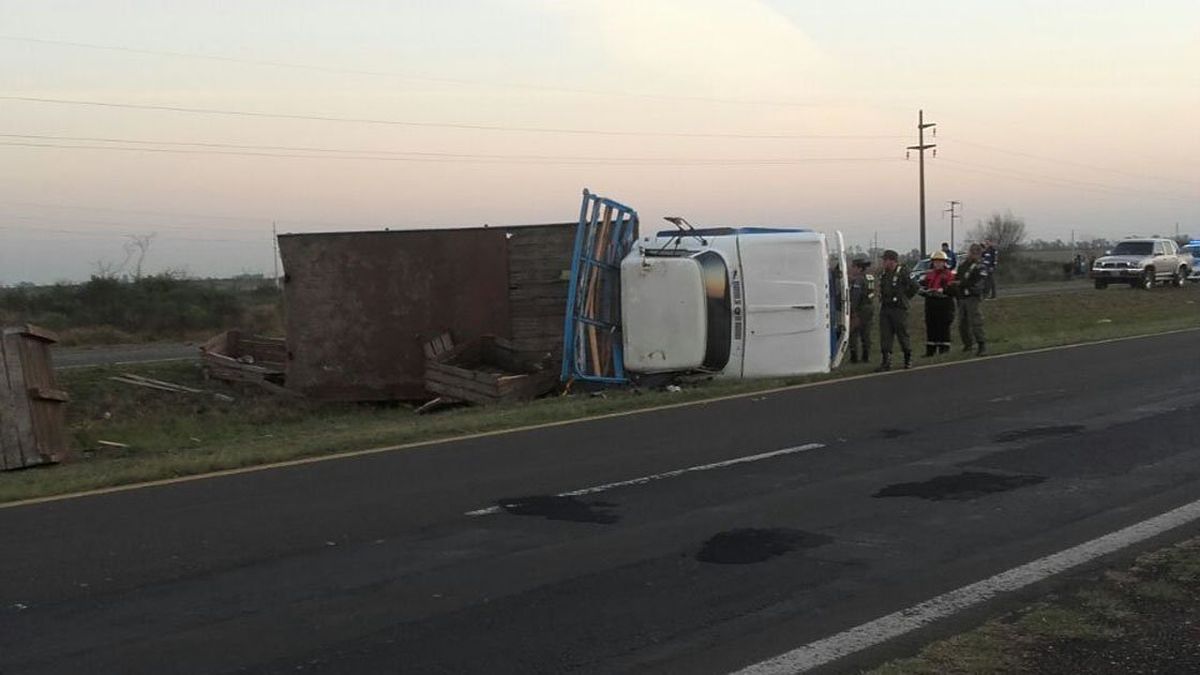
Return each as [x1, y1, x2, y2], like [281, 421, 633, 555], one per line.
[849, 314, 873, 357]
[958, 296, 987, 347]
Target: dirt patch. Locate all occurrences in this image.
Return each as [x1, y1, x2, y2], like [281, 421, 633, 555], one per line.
[874, 471, 1046, 501]
[696, 528, 832, 565]
[993, 425, 1084, 443]
[496, 495, 620, 524]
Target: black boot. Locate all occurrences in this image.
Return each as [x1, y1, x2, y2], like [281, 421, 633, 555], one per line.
[874, 355, 891, 372]
[903, 351, 913, 369]
[861, 351, 871, 364]
[849, 350, 859, 364]
[924, 345, 936, 358]
[976, 342, 987, 357]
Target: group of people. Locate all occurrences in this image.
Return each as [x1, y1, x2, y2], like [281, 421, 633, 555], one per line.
[847, 241, 995, 372]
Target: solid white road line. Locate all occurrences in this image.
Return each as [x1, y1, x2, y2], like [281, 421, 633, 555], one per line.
[732, 495, 1200, 674]
[464, 442, 826, 517]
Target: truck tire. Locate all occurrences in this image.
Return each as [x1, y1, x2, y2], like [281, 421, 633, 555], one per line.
[1094, 279, 1108, 290]
[1140, 269, 1155, 290]
[1174, 267, 1188, 288]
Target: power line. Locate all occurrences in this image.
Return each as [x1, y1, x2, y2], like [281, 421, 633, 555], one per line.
[0, 95, 907, 141]
[0, 132, 906, 163]
[0, 34, 870, 110]
[0, 199, 368, 230]
[939, 136, 1195, 187]
[936, 158, 1197, 201]
[0, 139, 907, 167]
[0, 223, 267, 244]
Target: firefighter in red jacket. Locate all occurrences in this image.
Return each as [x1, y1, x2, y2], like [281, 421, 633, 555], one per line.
[919, 249, 956, 357]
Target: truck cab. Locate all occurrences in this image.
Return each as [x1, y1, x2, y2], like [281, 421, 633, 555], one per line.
[620, 227, 848, 378]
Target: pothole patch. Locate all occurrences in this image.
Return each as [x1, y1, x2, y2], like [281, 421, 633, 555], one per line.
[696, 528, 832, 565]
[994, 425, 1085, 443]
[496, 495, 620, 524]
[874, 471, 1046, 501]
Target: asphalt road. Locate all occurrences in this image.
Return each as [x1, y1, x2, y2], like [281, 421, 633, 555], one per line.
[4, 330, 1199, 674]
[53, 342, 197, 369]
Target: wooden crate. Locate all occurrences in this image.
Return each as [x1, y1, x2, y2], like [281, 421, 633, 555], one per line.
[424, 335, 556, 405]
[0, 325, 71, 470]
[200, 330, 294, 396]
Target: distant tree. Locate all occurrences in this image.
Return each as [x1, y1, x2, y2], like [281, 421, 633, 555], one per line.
[123, 233, 156, 280]
[968, 211, 1027, 255]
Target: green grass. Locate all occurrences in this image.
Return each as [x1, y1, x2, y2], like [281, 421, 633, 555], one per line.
[868, 537, 1200, 674]
[2, 284, 1197, 504]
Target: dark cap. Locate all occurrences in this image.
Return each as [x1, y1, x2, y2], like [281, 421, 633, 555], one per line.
[852, 256, 870, 268]
[881, 249, 899, 261]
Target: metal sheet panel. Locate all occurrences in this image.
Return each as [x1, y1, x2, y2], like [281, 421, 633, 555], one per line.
[278, 228, 513, 401]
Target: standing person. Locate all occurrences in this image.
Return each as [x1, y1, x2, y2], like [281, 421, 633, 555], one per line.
[920, 249, 956, 357]
[941, 241, 958, 270]
[875, 250, 918, 372]
[952, 243, 989, 356]
[982, 239, 999, 298]
[847, 257, 876, 363]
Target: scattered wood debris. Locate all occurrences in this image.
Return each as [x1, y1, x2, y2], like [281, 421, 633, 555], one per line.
[200, 330, 296, 397]
[424, 333, 557, 406]
[109, 372, 235, 402]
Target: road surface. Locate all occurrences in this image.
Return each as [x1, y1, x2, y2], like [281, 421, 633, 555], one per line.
[4, 330, 1199, 674]
[53, 342, 197, 369]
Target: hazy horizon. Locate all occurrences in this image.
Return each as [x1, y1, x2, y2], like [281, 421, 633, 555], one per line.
[2, 0, 1196, 285]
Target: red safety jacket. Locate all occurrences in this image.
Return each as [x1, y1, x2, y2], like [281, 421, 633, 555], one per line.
[924, 267, 954, 293]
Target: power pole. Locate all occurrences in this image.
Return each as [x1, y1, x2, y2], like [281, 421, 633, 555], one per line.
[943, 200, 961, 250]
[271, 221, 280, 288]
[907, 109, 937, 255]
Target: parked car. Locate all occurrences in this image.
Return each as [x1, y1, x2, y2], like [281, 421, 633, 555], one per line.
[1182, 241, 1200, 282]
[1089, 238, 1191, 290]
[909, 258, 932, 284]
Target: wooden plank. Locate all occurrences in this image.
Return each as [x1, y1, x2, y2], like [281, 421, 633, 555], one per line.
[0, 334, 19, 470]
[18, 324, 59, 343]
[426, 380, 495, 405]
[1, 332, 37, 468]
[28, 387, 70, 403]
[424, 369, 502, 399]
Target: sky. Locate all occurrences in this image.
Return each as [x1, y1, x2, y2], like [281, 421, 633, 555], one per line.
[0, 0, 1196, 284]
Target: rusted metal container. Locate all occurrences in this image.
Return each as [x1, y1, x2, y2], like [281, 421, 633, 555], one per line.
[0, 325, 71, 470]
[277, 224, 573, 401]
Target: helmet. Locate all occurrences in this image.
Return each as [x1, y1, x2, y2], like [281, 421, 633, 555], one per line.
[930, 250, 948, 261]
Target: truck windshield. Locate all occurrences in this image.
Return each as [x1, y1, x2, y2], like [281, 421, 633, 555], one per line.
[695, 251, 731, 371]
[1112, 242, 1153, 256]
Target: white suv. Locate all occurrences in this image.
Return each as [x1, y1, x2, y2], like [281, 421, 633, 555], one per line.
[1090, 238, 1191, 290]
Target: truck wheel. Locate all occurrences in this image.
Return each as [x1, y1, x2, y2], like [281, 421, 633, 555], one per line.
[1094, 279, 1108, 290]
[1140, 269, 1155, 290]
[1174, 267, 1188, 287]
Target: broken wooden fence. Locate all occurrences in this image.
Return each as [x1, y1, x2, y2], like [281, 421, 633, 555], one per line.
[0, 325, 70, 470]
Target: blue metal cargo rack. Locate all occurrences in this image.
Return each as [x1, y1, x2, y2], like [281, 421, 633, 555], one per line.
[560, 189, 639, 386]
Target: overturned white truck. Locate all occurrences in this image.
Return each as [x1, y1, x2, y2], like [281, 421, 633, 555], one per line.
[621, 226, 850, 379]
[561, 191, 850, 385]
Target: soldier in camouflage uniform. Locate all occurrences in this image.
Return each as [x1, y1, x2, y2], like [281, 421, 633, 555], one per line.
[848, 257, 876, 363]
[952, 243, 989, 356]
[875, 249, 918, 371]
